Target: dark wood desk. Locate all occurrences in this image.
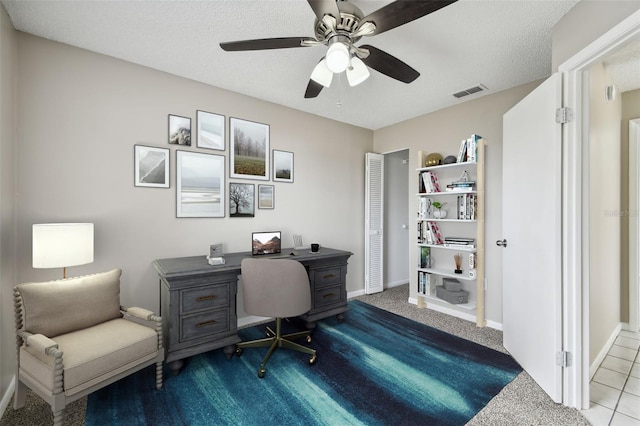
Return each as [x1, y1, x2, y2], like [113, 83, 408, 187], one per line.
[153, 247, 352, 374]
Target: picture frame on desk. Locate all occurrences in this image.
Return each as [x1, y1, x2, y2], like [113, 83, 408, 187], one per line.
[134, 145, 169, 188]
[230, 117, 269, 180]
[176, 151, 225, 218]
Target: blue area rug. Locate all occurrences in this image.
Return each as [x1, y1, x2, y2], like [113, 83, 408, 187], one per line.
[86, 300, 521, 426]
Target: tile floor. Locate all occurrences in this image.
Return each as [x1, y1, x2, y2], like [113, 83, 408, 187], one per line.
[581, 330, 640, 426]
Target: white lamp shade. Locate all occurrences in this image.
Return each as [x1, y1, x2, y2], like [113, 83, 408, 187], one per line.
[326, 42, 350, 73]
[310, 58, 333, 88]
[347, 57, 370, 87]
[33, 223, 94, 268]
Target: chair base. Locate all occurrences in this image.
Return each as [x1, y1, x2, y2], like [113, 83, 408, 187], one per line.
[236, 318, 317, 378]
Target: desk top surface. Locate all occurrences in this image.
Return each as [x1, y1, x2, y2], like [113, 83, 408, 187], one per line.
[153, 247, 353, 278]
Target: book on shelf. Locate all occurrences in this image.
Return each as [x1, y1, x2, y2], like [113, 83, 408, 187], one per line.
[419, 246, 432, 268]
[466, 134, 482, 163]
[457, 193, 477, 220]
[418, 197, 434, 220]
[418, 271, 435, 296]
[420, 171, 441, 194]
[427, 221, 444, 244]
[457, 139, 467, 163]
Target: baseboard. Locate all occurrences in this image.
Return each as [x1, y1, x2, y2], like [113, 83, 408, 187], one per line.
[0, 376, 15, 419]
[590, 322, 623, 380]
[347, 289, 365, 299]
[408, 296, 502, 330]
[385, 280, 409, 289]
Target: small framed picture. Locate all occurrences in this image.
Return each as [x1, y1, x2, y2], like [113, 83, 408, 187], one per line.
[134, 145, 170, 188]
[168, 114, 191, 146]
[176, 151, 225, 218]
[229, 183, 255, 217]
[197, 110, 225, 151]
[230, 117, 269, 180]
[273, 150, 294, 183]
[258, 184, 275, 209]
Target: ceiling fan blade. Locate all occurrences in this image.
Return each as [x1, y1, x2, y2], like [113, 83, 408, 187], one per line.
[304, 79, 324, 99]
[220, 37, 316, 51]
[359, 0, 457, 36]
[307, 0, 341, 22]
[359, 45, 419, 84]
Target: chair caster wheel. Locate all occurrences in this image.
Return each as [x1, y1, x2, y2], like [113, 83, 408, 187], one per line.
[309, 354, 317, 365]
[306, 335, 312, 343]
[235, 347, 242, 357]
[258, 368, 266, 378]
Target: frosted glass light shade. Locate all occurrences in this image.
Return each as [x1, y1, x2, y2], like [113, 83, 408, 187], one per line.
[310, 59, 333, 88]
[326, 42, 349, 73]
[33, 223, 94, 270]
[346, 57, 370, 87]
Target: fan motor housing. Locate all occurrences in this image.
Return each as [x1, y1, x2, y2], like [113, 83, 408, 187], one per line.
[315, 2, 364, 42]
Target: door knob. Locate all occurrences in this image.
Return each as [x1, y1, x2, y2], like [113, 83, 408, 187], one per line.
[496, 239, 507, 247]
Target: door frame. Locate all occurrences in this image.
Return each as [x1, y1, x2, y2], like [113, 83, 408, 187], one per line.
[630, 118, 640, 333]
[558, 9, 640, 409]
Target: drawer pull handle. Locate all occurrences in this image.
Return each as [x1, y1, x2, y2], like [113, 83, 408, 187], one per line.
[323, 293, 336, 298]
[322, 274, 336, 280]
[195, 320, 217, 328]
[196, 295, 216, 302]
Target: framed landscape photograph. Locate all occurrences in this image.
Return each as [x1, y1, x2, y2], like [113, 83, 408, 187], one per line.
[273, 150, 294, 183]
[197, 110, 225, 151]
[134, 145, 170, 188]
[176, 151, 225, 218]
[169, 114, 191, 146]
[229, 183, 255, 217]
[230, 118, 269, 180]
[258, 184, 274, 209]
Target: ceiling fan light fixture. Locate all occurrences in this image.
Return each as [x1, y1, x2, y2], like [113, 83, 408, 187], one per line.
[310, 58, 333, 88]
[326, 41, 350, 73]
[346, 57, 370, 86]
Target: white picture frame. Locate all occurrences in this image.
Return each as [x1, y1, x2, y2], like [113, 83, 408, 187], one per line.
[176, 150, 225, 218]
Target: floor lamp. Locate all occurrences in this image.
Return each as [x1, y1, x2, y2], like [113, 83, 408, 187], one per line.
[32, 223, 94, 278]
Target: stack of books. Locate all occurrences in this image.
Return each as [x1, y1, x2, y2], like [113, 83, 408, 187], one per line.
[443, 237, 475, 249]
[446, 180, 476, 192]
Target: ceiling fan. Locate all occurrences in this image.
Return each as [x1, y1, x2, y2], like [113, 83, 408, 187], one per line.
[220, 0, 457, 98]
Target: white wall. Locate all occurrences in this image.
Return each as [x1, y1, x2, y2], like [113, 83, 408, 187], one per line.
[372, 80, 542, 326]
[14, 33, 372, 317]
[0, 3, 17, 413]
[588, 62, 623, 364]
[383, 149, 409, 287]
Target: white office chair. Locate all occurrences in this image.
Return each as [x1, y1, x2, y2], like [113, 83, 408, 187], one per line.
[236, 258, 317, 378]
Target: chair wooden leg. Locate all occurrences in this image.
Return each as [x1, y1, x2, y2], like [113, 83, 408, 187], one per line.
[13, 379, 26, 409]
[155, 361, 163, 390]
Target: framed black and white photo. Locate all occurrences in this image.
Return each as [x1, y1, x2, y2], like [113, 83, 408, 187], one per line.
[230, 118, 269, 180]
[176, 151, 225, 218]
[134, 145, 169, 188]
[273, 150, 294, 183]
[168, 114, 191, 146]
[197, 110, 225, 151]
[229, 183, 255, 217]
[258, 184, 274, 209]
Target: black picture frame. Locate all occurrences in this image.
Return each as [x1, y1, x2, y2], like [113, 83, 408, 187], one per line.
[229, 182, 255, 217]
[169, 114, 191, 146]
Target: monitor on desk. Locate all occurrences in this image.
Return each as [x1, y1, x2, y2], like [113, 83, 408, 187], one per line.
[251, 231, 281, 255]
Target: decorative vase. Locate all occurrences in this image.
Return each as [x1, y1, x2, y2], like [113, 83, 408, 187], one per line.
[433, 209, 447, 219]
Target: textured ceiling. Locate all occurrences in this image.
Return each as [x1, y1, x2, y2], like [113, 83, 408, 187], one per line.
[1, 0, 586, 130]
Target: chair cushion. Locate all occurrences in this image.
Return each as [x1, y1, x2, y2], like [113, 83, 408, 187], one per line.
[20, 317, 158, 396]
[18, 269, 122, 337]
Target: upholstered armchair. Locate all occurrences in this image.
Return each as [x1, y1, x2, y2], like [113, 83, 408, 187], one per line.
[13, 269, 163, 425]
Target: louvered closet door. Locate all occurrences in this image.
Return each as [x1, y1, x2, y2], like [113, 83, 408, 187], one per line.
[365, 153, 384, 294]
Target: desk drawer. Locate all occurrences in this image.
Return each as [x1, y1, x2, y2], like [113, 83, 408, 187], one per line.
[180, 309, 230, 341]
[314, 285, 344, 308]
[180, 284, 229, 314]
[312, 267, 343, 289]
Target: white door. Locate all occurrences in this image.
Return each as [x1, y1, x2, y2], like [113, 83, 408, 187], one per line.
[502, 73, 563, 403]
[365, 153, 384, 294]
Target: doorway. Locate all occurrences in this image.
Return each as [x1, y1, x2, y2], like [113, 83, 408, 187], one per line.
[384, 149, 410, 289]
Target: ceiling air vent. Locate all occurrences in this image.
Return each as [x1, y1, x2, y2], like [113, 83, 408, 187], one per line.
[453, 84, 487, 99]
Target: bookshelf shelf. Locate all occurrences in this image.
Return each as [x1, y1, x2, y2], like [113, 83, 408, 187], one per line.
[416, 136, 486, 327]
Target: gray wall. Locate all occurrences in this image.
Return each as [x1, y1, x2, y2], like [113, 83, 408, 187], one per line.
[0, 4, 17, 412]
[588, 62, 622, 364]
[551, 0, 640, 70]
[373, 80, 542, 326]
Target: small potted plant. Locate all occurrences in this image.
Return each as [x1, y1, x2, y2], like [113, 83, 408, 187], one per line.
[432, 201, 447, 219]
